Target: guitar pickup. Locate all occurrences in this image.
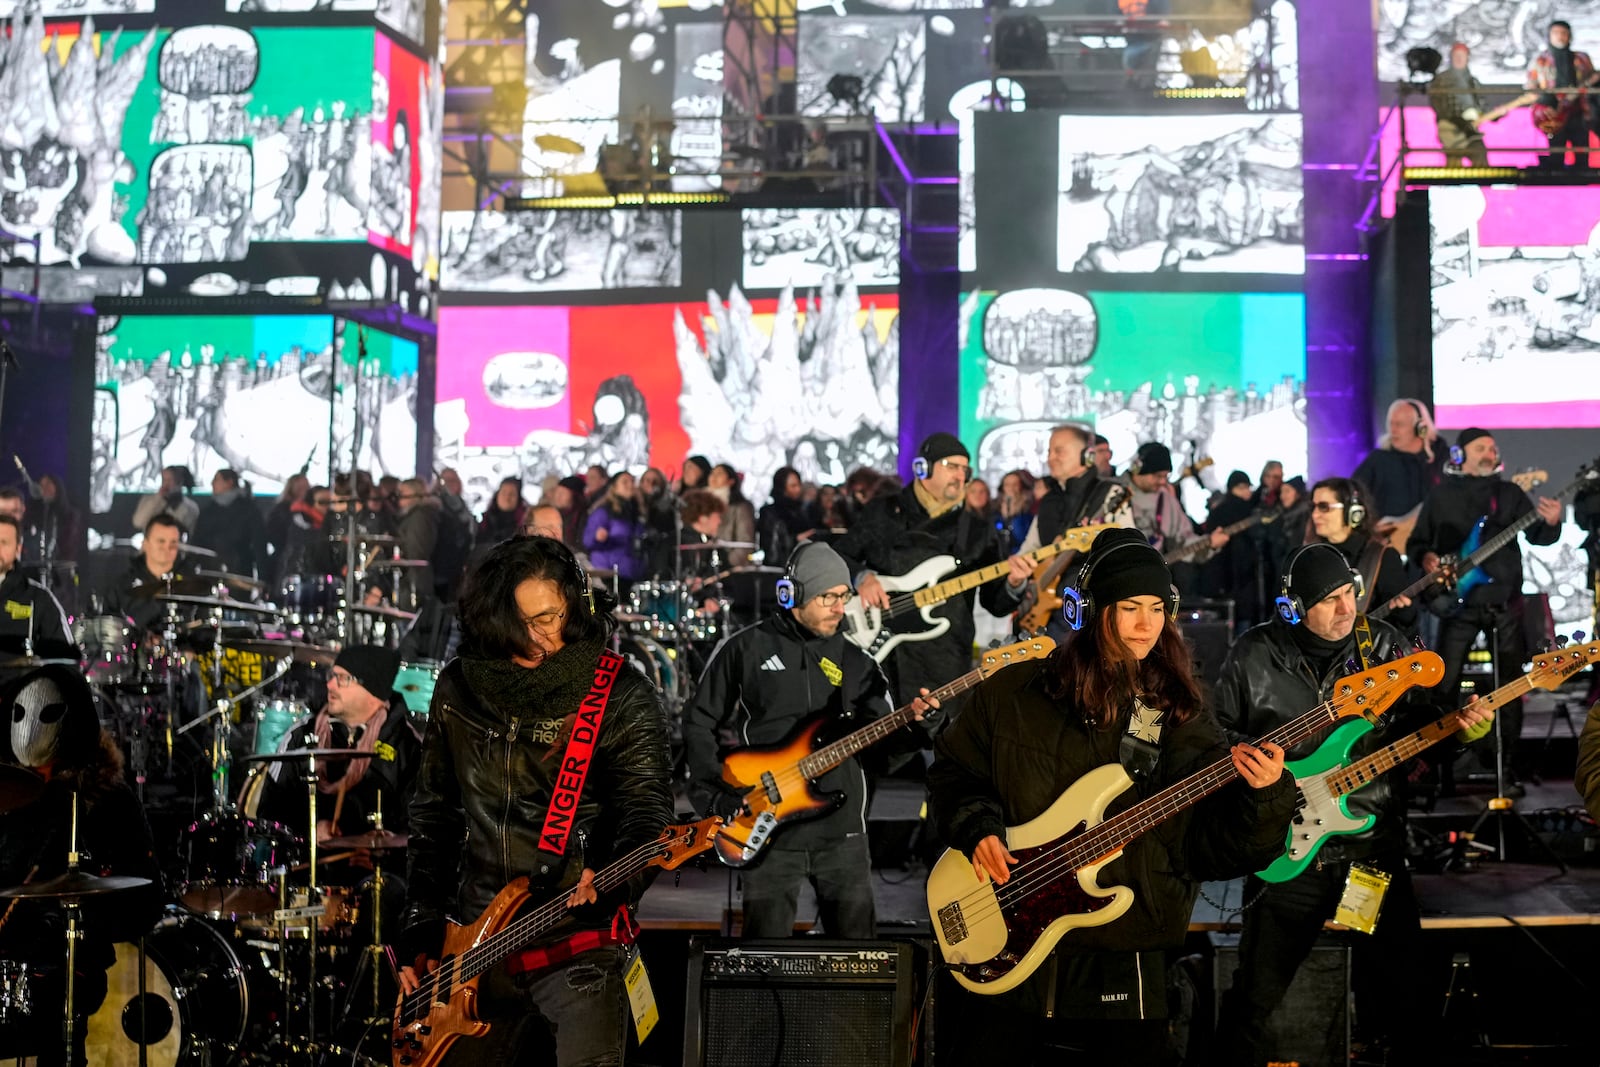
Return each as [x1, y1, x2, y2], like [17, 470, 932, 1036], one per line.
[760, 770, 781, 805]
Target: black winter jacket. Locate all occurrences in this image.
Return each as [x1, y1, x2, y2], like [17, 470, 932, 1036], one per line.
[830, 484, 1011, 653]
[929, 658, 1296, 958]
[1212, 616, 1422, 862]
[684, 611, 911, 845]
[1409, 473, 1560, 607]
[402, 650, 674, 945]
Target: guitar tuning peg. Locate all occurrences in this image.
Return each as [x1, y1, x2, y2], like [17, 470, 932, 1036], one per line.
[1345, 658, 1359, 674]
[1412, 635, 1427, 650]
[1536, 641, 1552, 655]
[1575, 631, 1588, 643]
[1555, 634, 1570, 648]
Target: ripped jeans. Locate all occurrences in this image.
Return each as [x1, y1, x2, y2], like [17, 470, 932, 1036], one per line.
[440, 945, 628, 1067]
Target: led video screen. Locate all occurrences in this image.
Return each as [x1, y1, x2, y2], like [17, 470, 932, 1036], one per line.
[1376, 1, 1599, 85]
[1429, 185, 1600, 430]
[91, 313, 419, 511]
[435, 287, 900, 514]
[440, 209, 685, 294]
[960, 288, 1307, 516]
[1, 19, 437, 300]
[1056, 114, 1304, 275]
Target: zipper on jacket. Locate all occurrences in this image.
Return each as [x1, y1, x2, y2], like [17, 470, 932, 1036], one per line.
[502, 717, 520, 884]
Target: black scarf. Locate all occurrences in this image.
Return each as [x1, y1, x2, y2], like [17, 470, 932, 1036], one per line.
[1553, 45, 1577, 88]
[1290, 622, 1351, 681]
[461, 638, 606, 721]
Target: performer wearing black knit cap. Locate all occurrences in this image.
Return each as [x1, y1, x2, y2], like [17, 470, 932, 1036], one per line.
[1211, 543, 1493, 1066]
[831, 432, 1028, 708]
[1409, 427, 1563, 790]
[929, 528, 1294, 1065]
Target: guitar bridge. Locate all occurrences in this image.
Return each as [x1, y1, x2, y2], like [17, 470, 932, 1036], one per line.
[740, 811, 779, 861]
[937, 901, 968, 946]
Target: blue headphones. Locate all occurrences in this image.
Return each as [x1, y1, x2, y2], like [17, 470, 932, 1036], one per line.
[1274, 543, 1364, 626]
[775, 542, 817, 611]
[1061, 539, 1180, 632]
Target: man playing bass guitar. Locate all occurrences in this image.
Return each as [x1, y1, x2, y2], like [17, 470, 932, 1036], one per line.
[686, 543, 937, 937]
[1479, 19, 1600, 169]
[1410, 428, 1563, 794]
[928, 530, 1292, 1065]
[1210, 544, 1490, 1066]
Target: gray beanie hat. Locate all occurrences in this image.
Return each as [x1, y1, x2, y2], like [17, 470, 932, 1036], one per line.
[784, 543, 853, 607]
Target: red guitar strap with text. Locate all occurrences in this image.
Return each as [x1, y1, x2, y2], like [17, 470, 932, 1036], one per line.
[538, 648, 625, 856]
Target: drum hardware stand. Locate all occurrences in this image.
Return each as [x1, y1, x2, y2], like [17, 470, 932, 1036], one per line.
[179, 655, 293, 811]
[60, 790, 83, 1067]
[304, 750, 322, 1062]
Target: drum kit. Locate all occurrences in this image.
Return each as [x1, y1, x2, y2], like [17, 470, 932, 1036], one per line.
[611, 539, 779, 715]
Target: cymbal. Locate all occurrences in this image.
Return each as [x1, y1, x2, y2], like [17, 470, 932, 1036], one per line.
[349, 604, 417, 622]
[366, 559, 429, 570]
[331, 533, 398, 545]
[321, 829, 408, 852]
[107, 539, 217, 558]
[534, 133, 585, 155]
[227, 638, 339, 666]
[194, 569, 266, 592]
[17, 560, 76, 572]
[587, 567, 619, 580]
[0, 654, 80, 671]
[240, 748, 372, 764]
[0, 763, 44, 813]
[155, 594, 283, 617]
[677, 540, 756, 552]
[0, 870, 152, 900]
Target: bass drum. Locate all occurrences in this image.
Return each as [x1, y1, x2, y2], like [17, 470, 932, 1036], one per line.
[86, 908, 248, 1066]
[616, 635, 678, 702]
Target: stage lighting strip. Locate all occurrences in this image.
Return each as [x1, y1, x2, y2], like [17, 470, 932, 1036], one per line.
[1154, 87, 1248, 99]
[505, 192, 732, 210]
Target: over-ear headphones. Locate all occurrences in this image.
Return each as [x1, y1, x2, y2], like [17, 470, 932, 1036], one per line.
[1127, 451, 1144, 476]
[1448, 444, 1464, 470]
[1061, 539, 1180, 632]
[1408, 400, 1429, 439]
[1331, 479, 1366, 528]
[912, 456, 930, 480]
[1274, 543, 1365, 626]
[775, 541, 817, 610]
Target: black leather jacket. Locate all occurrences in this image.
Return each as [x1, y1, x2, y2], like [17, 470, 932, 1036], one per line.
[1212, 617, 1424, 862]
[401, 655, 673, 945]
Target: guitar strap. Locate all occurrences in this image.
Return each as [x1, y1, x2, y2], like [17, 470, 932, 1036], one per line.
[538, 648, 625, 856]
[1118, 697, 1167, 783]
[1353, 538, 1386, 614]
[1353, 616, 1375, 671]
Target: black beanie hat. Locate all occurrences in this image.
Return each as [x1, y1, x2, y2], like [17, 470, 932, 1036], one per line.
[1133, 442, 1173, 475]
[1078, 528, 1173, 611]
[917, 432, 969, 467]
[335, 645, 401, 702]
[1456, 427, 1492, 450]
[1286, 543, 1357, 610]
[1226, 469, 1251, 491]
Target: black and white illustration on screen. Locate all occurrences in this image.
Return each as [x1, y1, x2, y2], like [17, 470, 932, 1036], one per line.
[742, 208, 900, 290]
[1056, 113, 1305, 274]
[440, 209, 682, 293]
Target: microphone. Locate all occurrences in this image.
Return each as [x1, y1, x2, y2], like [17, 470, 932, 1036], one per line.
[12, 456, 39, 500]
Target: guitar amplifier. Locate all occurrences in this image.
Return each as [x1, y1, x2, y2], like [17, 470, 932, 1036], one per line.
[1209, 933, 1349, 1066]
[684, 939, 916, 1067]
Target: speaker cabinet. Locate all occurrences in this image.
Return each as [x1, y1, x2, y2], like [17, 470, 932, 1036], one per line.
[1210, 933, 1349, 1067]
[683, 939, 915, 1067]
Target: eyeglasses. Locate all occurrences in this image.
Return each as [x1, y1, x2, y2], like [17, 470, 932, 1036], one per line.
[1312, 502, 1346, 514]
[936, 459, 971, 475]
[813, 591, 854, 607]
[329, 670, 359, 688]
[522, 609, 566, 635]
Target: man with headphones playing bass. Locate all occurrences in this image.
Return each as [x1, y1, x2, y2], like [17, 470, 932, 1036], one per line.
[684, 543, 934, 937]
[1210, 544, 1490, 1065]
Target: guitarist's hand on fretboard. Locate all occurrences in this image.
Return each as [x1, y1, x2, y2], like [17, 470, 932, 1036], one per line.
[566, 868, 598, 908]
[1422, 552, 1442, 574]
[1536, 496, 1564, 525]
[1004, 554, 1033, 588]
[910, 687, 942, 720]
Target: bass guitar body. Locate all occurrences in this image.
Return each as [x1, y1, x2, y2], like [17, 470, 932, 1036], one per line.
[392, 878, 533, 1067]
[840, 555, 957, 661]
[1257, 719, 1376, 884]
[1450, 518, 1490, 602]
[714, 716, 842, 868]
[926, 763, 1136, 995]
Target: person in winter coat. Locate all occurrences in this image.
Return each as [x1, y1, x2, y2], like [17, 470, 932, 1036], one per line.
[928, 529, 1295, 1065]
[582, 471, 646, 580]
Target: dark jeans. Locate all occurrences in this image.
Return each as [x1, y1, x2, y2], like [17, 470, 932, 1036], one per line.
[1435, 601, 1526, 772]
[1213, 858, 1423, 1067]
[944, 986, 1175, 1067]
[440, 945, 627, 1067]
[741, 834, 876, 938]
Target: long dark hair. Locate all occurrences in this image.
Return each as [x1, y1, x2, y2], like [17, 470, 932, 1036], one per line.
[457, 535, 614, 659]
[1044, 606, 1204, 731]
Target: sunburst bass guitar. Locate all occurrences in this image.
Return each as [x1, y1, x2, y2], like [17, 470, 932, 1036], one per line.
[926, 652, 1443, 994]
[715, 637, 1054, 867]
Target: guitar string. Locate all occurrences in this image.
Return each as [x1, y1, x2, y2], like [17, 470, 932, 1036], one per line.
[396, 831, 685, 1023]
[941, 668, 1428, 936]
[868, 531, 1106, 624]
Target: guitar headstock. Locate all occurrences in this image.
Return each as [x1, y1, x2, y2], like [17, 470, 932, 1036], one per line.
[979, 635, 1055, 677]
[1526, 637, 1600, 691]
[1511, 469, 1549, 492]
[1328, 650, 1445, 723]
[1179, 457, 1215, 479]
[647, 817, 722, 872]
[1058, 523, 1117, 552]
